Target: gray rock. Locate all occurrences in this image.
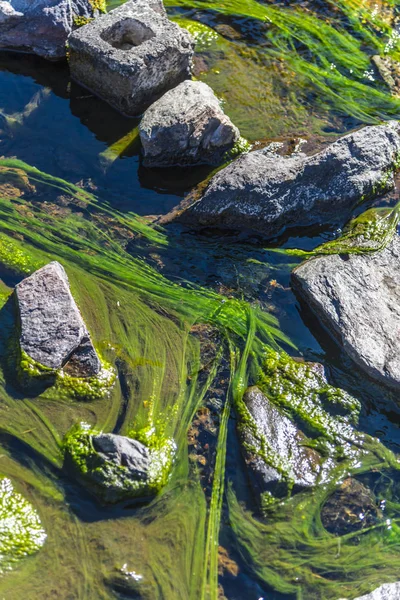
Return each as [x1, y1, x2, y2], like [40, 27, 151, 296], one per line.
[139, 80, 240, 167]
[0, 0, 97, 60]
[343, 582, 400, 600]
[239, 386, 322, 498]
[68, 0, 194, 116]
[15, 261, 101, 377]
[292, 234, 400, 390]
[92, 433, 150, 482]
[177, 122, 400, 237]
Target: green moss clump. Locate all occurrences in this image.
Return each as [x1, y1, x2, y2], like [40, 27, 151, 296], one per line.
[73, 15, 93, 27]
[55, 359, 116, 401]
[0, 234, 44, 276]
[0, 477, 46, 572]
[224, 136, 252, 161]
[63, 423, 176, 503]
[89, 0, 106, 14]
[257, 350, 360, 446]
[18, 350, 116, 401]
[314, 205, 400, 256]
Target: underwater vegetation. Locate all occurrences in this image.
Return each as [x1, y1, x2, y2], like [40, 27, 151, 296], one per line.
[2, 0, 400, 598]
[0, 156, 399, 599]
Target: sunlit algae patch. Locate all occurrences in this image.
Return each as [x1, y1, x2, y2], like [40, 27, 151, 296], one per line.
[0, 478, 46, 570]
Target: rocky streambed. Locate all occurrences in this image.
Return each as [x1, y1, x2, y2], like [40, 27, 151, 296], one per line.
[0, 1, 400, 600]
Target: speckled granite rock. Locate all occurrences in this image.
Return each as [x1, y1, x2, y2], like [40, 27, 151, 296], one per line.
[68, 0, 194, 115]
[15, 261, 101, 377]
[140, 80, 240, 167]
[292, 234, 400, 390]
[0, 0, 98, 60]
[339, 582, 400, 600]
[176, 122, 400, 237]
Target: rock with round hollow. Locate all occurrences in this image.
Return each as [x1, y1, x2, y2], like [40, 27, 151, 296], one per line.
[68, 0, 194, 116]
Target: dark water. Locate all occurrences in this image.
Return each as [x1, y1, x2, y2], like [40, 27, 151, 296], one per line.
[1, 1, 400, 599]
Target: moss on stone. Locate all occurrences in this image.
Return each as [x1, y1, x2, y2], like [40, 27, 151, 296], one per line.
[0, 477, 46, 572]
[89, 0, 106, 14]
[63, 423, 176, 503]
[0, 234, 43, 276]
[257, 349, 360, 445]
[73, 15, 93, 27]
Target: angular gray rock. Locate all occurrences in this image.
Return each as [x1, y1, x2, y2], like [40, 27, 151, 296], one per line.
[68, 0, 194, 116]
[92, 433, 150, 482]
[340, 582, 400, 600]
[292, 234, 400, 390]
[0, 0, 98, 60]
[176, 122, 400, 237]
[15, 261, 101, 377]
[239, 386, 322, 498]
[139, 80, 240, 167]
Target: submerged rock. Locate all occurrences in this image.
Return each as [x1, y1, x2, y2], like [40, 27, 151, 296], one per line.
[68, 0, 194, 116]
[237, 350, 360, 502]
[15, 261, 101, 377]
[139, 80, 240, 167]
[292, 233, 400, 390]
[64, 424, 176, 503]
[321, 478, 381, 535]
[176, 122, 400, 237]
[239, 386, 322, 498]
[0, 0, 101, 60]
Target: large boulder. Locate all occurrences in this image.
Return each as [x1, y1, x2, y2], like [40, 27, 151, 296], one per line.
[292, 234, 400, 390]
[139, 80, 240, 167]
[68, 0, 194, 116]
[0, 0, 100, 60]
[15, 261, 101, 377]
[176, 122, 400, 237]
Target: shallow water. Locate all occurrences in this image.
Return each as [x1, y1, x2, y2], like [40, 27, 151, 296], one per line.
[1, 0, 400, 599]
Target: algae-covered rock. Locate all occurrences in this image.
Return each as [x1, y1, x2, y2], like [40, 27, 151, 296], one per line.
[237, 350, 361, 502]
[239, 386, 322, 498]
[15, 261, 101, 377]
[321, 478, 381, 536]
[139, 80, 240, 167]
[0, 0, 103, 60]
[64, 424, 176, 503]
[0, 477, 46, 571]
[292, 233, 400, 390]
[176, 122, 400, 237]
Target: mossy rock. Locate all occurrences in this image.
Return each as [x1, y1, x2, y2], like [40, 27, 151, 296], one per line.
[63, 423, 176, 504]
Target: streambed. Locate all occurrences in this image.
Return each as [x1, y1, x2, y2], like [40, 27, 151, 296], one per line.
[1, 0, 400, 599]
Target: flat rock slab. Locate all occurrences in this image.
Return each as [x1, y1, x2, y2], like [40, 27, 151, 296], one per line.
[139, 80, 240, 167]
[239, 386, 322, 498]
[0, 0, 97, 60]
[68, 0, 194, 116]
[15, 261, 101, 376]
[176, 122, 400, 238]
[292, 234, 400, 390]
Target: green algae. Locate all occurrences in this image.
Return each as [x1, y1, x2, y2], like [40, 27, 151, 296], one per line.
[166, 0, 400, 137]
[0, 477, 46, 572]
[64, 422, 176, 502]
[0, 148, 399, 599]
